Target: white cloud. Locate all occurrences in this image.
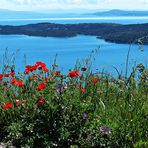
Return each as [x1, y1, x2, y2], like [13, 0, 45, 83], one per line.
[0, 0, 148, 11]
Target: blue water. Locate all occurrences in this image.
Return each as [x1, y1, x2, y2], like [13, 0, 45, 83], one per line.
[0, 35, 147, 76]
[0, 17, 148, 75]
[0, 17, 148, 25]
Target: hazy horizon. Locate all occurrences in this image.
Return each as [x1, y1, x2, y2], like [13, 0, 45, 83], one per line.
[0, 0, 148, 13]
[0, 8, 148, 15]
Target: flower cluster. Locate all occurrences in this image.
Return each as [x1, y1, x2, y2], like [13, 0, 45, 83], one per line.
[10, 78, 24, 87]
[24, 61, 49, 74]
[0, 72, 15, 81]
[0, 59, 147, 147]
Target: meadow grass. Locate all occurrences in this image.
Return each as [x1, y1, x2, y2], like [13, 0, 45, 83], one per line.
[0, 46, 148, 148]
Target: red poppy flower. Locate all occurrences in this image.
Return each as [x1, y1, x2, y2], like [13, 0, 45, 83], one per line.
[81, 88, 86, 93]
[37, 83, 46, 91]
[2, 102, 13, 110]
[35, 62, 46, 68]
[42, 67, 49, 73]
[15, 100, 19, 107]
[0, 74, 3, 81]
[16, 80, 24, 87]
[37, 97, 45, 105]
[24, 66, 31, 74]
[54, 71, 61, 75]
[4, 74, 9, 77]
[25, 65, 38, 72]
[81, 67, 87, 71]
[25, 65, 32, 70]
[92, 78, 100, 84]
[10, 78, 24, 87]
[9, 72, 15, 77]
[24, 69, 30, 75]
[10, 78, 17, 85]
[31, 65, 38, 71]
[68, 70, 80, 78]
[44, 77, 50, 83]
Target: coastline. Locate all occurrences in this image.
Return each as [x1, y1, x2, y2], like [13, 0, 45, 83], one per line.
[0, 22, 148, 45]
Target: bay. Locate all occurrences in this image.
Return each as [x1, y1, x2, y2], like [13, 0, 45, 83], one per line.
[0, 17, 148, 76]
[0, 35, 147, 76]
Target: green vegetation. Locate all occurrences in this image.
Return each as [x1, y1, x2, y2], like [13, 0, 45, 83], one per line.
[0, 47, 148, 147]
[0, 23, 148, 44]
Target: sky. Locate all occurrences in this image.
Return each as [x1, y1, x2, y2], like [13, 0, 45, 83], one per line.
[0, 0, 148, 12]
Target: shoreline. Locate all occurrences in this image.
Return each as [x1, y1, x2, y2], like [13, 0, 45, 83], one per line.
[0, 22, 148, 45]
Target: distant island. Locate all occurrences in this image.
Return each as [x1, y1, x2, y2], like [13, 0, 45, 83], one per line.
[91, 9, 148, 17]
[0, 23, 148, 44]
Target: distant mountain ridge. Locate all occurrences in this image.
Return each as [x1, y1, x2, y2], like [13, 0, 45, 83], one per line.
[92, 9, 148, 16]
[1, 9, 148, 19]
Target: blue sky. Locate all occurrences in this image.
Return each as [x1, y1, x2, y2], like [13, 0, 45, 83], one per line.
[0, 0, 148, 11]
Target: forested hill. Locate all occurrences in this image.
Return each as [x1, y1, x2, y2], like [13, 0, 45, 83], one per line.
[0, 23, 148, 44]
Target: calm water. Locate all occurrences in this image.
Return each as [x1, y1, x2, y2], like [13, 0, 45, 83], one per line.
[0, 35, 147, 75]
[0, 17, 148, 25]
[0, 18, 148, 75]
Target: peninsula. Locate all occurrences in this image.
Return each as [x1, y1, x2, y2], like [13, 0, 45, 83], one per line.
[0, 23, 148, 44]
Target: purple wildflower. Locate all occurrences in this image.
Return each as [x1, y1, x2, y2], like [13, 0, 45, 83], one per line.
[100, 126, 111, 135]
[82, 112, 87, 120]
[86, 134, 92, 140]
[56, 84, 62, 94]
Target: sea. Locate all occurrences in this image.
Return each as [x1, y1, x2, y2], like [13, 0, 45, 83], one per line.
[0, 17, 148, 76]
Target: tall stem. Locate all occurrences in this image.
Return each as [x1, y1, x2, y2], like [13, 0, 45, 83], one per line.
[125, 44, 133, 79]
